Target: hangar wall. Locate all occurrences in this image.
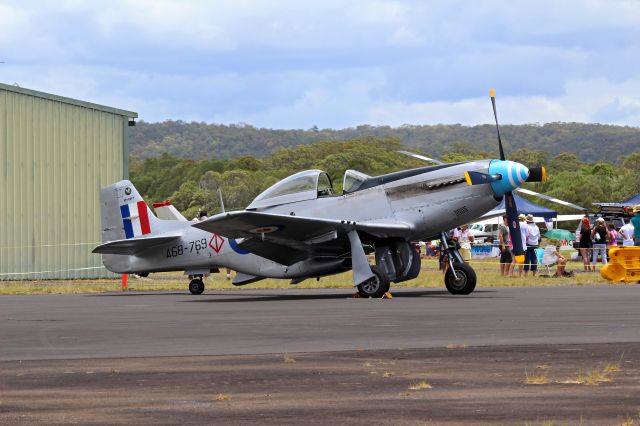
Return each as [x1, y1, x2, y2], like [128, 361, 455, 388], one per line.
[0, 83, 137, 279]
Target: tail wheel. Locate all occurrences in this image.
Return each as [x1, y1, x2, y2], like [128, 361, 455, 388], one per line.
[444, 263, 477, 295]
[189, 279, 205, 295]
[357, 265, 390, 298]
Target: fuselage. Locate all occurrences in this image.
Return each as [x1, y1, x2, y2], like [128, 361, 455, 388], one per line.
[252, 160, 501, 241]
[102, 159, 504, 279]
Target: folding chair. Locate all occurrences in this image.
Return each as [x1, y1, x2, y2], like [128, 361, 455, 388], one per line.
[539, 245, 558, 276]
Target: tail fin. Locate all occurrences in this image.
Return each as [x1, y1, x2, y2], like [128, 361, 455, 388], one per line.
[152, 201, 188, 221]
[99, 180, 163, 243]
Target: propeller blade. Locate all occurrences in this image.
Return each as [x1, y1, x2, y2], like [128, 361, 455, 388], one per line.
[525, 166, 546, 183]
[464, 171, 502, 186]
[504, 191, 525, 263]
[516, 188, 586, 211]
[490, 88, 506, 161]
[397, 150, 444, 165]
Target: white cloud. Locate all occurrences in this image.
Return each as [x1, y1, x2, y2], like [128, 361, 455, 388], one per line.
[2, 1, 640, 128]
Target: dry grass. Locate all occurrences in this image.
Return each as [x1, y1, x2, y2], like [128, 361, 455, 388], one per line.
[408, 380, 432, 390]
[525, 371, 550, 385]
[604, 362, 622, 373]
[575, 370, 611, 385]
[556, 356, 624, 385]
[618, 413, 640, 426]
[619, 416, 634, 426]
[558, 370, 610, 385]
[283, 354, 296, 364]
[446, 343, 467, 349]
[604, 353, 625, 373]
[0, 257, 611, 295]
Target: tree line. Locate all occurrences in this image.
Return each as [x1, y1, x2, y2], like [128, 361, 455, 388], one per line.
[129, 137, 640, 220]
[130, 120, 640, 164]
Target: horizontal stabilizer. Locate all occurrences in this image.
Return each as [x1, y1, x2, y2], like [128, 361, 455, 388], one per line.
[464, 171, 501, 186]
[93, 234, 181, 255]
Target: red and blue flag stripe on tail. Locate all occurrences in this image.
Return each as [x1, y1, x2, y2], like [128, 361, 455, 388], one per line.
[120, 201, 151, 239]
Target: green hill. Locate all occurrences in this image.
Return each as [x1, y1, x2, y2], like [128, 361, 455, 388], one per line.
[130, 121, 640, 163]
[130, 137, 640, 219]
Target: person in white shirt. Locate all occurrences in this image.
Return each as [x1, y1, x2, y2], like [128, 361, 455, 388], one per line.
[524, 214, 541, 277]
[620, 219, 635, 246]
[458, 224, 474, 263]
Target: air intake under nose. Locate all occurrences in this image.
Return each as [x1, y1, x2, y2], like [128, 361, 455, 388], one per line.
[488, 160, 529, 196]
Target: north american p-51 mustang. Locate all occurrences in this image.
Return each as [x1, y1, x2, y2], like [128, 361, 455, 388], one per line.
[94, 90, 544, 297]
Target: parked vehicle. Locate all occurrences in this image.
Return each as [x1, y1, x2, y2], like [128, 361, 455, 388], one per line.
[468, 223, 500, 243]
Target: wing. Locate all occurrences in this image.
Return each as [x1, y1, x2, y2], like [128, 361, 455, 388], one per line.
[93, 234, 181, 255]
[192, 211, 412, 266]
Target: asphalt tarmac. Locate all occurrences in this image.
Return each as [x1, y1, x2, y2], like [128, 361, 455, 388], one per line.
[2, 285, 640, 424]
[1, 286, 640, 361]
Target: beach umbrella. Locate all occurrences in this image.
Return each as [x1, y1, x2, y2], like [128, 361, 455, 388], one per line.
[544, 229, 576, 241]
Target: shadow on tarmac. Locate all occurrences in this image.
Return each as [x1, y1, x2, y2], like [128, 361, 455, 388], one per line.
[89, 288, 499, 303]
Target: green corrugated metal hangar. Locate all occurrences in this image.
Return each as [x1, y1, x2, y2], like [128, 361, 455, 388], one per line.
[0, 82, 137, 279]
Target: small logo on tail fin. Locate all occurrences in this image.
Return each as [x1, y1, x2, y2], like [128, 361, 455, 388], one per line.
[120, 201, 151, 239]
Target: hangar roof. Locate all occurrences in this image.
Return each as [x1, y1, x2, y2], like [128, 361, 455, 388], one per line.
[0, 81, 138, 118]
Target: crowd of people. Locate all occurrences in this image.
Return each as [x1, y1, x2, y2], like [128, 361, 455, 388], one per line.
[421, 209, 640, 278]
[575, 214, 640, 272]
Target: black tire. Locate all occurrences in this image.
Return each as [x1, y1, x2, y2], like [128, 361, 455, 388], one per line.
[444, 263, 477, 295]
[393, 247, 422, 283]
[357, 265, 390, 298]
[189, 279, 205, 295]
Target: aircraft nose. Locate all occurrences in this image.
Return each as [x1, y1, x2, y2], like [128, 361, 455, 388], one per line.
[488, 160, 529, 196]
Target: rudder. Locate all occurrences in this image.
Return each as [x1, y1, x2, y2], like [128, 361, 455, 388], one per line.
[99, 180, 162, 243]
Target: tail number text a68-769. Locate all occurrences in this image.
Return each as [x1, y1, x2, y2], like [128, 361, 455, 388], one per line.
[166, 238, 208, 258]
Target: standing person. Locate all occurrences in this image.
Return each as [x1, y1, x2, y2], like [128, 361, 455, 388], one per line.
[498, 216, 513, 276]
[591, 217, 608, 268]
[577, 217, 593, 271]
[524, 214, 540, 277]
[619, 218, 635, 247]
[458, 224, 474, 264]
[607, 223, 618, 249]
[631, 212, 640, 246]
[517, 214, 528, 277]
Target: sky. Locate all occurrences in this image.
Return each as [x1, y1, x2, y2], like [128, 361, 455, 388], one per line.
[2, 0, 640, 129]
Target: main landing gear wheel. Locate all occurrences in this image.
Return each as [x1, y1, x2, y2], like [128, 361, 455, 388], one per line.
[444, 263, 477, 295]
[357, 265, 390, 298]
[189, 278, 205, 295]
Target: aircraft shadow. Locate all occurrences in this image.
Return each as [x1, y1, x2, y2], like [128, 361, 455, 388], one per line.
[181, 289, 499, 303]
[89, 289, 499, 302]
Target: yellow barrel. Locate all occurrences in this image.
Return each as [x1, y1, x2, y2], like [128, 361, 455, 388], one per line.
[600, 247, 640, 282]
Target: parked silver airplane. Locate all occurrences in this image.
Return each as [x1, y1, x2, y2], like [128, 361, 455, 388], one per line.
[94, 90, 543, 297]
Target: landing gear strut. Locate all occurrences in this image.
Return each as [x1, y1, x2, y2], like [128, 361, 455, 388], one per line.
[188, 275, 205, 295]
[440, 232, 477, 295]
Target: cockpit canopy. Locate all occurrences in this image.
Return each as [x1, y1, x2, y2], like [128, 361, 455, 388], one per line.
[343, 169, 371, 194]
[247, 169, 335, 209]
